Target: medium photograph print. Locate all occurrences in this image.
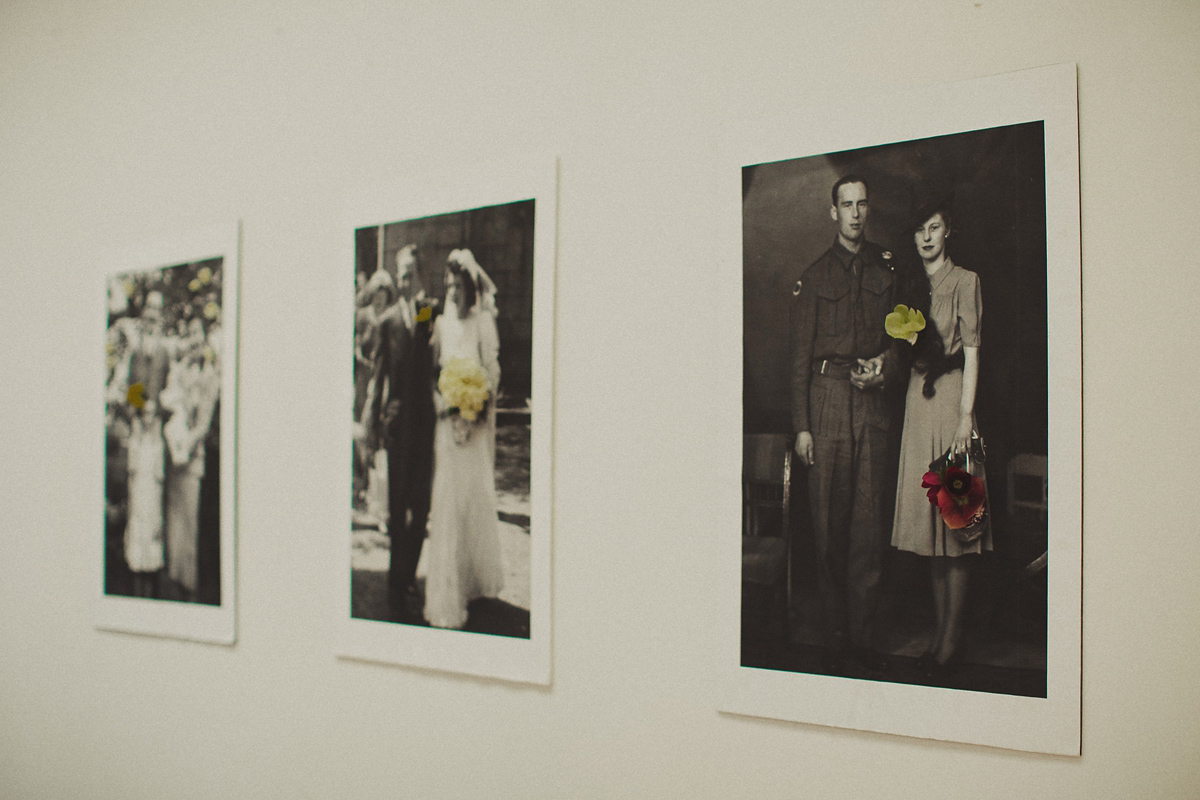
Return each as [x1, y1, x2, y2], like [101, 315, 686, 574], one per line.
[720, 66, 1080, 753]
[351, 203, 533, 636]
[96, 224, 238, 644]
[338, 158, 554, 685]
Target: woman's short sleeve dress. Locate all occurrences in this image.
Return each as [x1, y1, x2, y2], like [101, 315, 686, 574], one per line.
[890, 261, 991, 557]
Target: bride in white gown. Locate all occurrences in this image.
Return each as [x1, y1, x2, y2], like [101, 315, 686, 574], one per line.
[423, 249, 504, 629]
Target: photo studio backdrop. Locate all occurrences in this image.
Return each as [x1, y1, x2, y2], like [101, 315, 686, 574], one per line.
[1, 2, 1198, 798]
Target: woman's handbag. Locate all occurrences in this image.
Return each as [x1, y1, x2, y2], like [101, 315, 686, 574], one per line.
[927, 431, 989, 544]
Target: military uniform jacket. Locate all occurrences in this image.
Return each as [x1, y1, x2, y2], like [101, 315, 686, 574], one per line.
[791, 238, 902, 434]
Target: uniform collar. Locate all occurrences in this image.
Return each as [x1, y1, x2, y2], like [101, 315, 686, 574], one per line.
[831, 237, 870, 270]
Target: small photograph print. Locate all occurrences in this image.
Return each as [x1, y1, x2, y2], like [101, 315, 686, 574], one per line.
[351, 200, 535, 640]
[105, 259, 226, 606]
[741, 122, 1052, 697]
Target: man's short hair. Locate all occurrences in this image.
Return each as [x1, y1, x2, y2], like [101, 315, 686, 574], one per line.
[831, 174, 869, 206]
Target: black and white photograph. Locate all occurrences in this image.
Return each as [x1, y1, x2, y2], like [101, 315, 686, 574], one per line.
[337, 159, 555, 684]
[719, 65, 1080, 753]
[740, 121, 1049, 697]
[95, 224, 239, 644]
[350, 202, 534, 637]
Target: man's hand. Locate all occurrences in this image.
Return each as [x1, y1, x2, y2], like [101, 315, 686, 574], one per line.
[794, 431, 814, 467]
[850, 356, 884, 391]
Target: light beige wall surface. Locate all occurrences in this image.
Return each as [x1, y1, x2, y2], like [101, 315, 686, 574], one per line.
[1, 1, 1197, 797]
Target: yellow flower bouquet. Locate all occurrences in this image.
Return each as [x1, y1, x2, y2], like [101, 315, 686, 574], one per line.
[885, 304, 926, 345]
[438, 357, 490, 422]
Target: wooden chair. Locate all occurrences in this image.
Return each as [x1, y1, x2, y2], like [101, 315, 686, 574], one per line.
[1007, 453, 1048, 520]
[742, 433, 794, 635]
[1007, 453, 1049, 576]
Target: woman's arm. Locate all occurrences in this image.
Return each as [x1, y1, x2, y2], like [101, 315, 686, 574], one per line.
[953, 345, 979, 456]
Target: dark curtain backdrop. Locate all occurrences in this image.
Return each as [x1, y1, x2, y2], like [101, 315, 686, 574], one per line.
[743, 122, 1049, 499]
[357, 199, 536, 405]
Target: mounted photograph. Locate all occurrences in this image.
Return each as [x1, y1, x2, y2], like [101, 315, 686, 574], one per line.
[741, 122, 1049, 697]
[96, 223, 239, 644]
[719, 65, 1081, 754]
[337, 158, 555, 685]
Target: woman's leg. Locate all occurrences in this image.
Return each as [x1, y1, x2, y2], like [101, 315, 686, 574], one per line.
[928, 557, 949, 656]
[935, 557, 971, 664]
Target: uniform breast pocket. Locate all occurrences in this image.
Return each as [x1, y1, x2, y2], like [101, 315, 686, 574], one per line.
[860, 271, 894, 331]
[816, 284, 848, 335]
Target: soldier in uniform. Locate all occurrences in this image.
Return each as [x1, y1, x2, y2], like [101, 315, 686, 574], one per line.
[791, 175, 903, 670]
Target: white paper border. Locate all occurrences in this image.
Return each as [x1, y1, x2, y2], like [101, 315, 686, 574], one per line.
[94, 222, 240, 645]
[718, 64, 1081, 754]
[336, 155, 556, 686]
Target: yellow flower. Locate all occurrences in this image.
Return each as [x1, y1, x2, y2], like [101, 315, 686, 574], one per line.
[203, 301, 219, 320]
[189, 278, 202, 292]
[197, 266, 213, 284]
[127, 382, 146, 409]
[203, 346, 216, 364]
[438, 357, 490, 421]
[885, 304, 926, 345]
[415, 306, 432, 322]
[123, 280, 135, 297]
[107, 354, 119, 369]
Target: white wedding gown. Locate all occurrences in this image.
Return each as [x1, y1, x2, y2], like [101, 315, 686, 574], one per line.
[423, 306, 504, 629]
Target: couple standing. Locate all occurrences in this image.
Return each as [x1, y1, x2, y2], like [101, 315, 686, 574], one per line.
[368, 246, 504, 630]
[791, 175, 990, 675]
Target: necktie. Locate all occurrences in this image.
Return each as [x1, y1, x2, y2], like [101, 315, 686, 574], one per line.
[850, 256, 862, 353]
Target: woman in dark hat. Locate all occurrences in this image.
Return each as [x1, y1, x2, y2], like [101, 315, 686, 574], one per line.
[890, 195, 992, 675]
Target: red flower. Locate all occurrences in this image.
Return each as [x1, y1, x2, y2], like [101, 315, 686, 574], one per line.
[943, 466, 973, 497]
[921, 467, 986, 529]
[921, 471, 943, 502]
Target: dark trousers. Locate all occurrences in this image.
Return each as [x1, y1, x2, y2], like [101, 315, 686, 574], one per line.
[806, 374, 892, 649]
[386, 444, 432, 607]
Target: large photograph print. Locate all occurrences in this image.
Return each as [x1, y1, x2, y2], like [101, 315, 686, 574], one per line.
[721, 65, 1080, 754]
[338, 159, 554, 685]
[742, 122, 1049, 696]
[96, 224, 238, 644]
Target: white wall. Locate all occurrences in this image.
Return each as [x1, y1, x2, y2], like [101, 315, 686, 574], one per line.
[1, 1, 1197, 797]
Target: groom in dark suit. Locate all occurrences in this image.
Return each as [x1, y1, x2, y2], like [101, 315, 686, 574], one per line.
[370, 245, 439, 623]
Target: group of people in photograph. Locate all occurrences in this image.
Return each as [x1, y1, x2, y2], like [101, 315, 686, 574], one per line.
[105, 269, 223, 603]
[354, 244, 505, 630]
[790, 175, 988, 677]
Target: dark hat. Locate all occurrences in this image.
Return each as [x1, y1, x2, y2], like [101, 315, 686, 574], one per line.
[907, 188, 955, 233]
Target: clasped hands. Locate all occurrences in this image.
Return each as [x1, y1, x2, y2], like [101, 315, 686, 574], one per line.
[794, 356, 885, 467]
[849, 355, 884, 391]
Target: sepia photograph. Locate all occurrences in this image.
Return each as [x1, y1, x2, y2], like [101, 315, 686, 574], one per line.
[740, 121, 1049, 698]
[337, 157, 555, 685]
[719, 65, 1080, 753]
[96, 224, 239, 644]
